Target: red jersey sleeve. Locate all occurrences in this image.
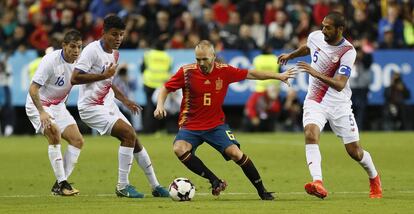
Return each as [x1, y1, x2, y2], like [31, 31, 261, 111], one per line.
[165, 67, 185, 92]
[225, 65, 248, 83]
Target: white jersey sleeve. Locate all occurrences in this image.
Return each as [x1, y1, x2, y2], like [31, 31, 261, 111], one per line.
[337, 49, 356, 77]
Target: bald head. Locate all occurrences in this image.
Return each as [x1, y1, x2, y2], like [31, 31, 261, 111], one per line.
[195, 40, 215, 55]
[195, 40, 216, 74]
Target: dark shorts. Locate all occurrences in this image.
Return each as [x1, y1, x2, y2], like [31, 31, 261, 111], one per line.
[174, 124, 240, 161]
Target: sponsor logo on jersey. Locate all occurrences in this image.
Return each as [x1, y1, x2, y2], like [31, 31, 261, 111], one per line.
[204, 80, 211, 85]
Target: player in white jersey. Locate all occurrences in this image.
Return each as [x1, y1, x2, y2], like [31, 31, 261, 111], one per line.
[26, 30, 83, 196]
[278, 12, 382, 199]
[71, 15, 169, 198]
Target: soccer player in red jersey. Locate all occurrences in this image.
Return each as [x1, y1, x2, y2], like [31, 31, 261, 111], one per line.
[154, 40, 296, 200]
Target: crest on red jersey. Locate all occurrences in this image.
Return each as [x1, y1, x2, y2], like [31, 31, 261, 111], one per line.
[215, 78, 223, 90]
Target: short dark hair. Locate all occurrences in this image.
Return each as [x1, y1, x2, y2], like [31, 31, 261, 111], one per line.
[325, 12, 346, 28]
[104, 15, 125, 32]
[63, 30, 82, 44]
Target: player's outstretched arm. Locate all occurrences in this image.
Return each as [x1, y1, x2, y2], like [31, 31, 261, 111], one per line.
[71, 63, 118, 85]
[112, 85, 142, 114]
[278, 45, 311, 65]
[296, 61, 348, 91]
[246, 67, 297, 86]
[29, 82, 53, 129]
[154, 86, 170, 120]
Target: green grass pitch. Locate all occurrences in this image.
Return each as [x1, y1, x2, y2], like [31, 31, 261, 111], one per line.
[1, 132, 414, 214]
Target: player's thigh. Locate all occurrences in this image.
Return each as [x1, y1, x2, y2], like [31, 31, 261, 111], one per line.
[61, 124, 84, 149]
[303, 100, 328, 131]
[111, 118, 136, 142]
[174, 129, 204, 155]
[203, 124, 241, 161]
[43, 123, 61, 145]
[329, 107, 360, 144]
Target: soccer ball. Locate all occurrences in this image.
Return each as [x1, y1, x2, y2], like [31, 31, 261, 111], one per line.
[168, 177, 196, 201]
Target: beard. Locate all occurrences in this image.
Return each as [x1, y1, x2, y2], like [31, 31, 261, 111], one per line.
[200, 65, 209, 74]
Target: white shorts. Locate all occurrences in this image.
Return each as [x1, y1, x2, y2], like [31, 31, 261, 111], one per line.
[303, 100, 359, 144]
[79, 101, 131, 135]
[26, 102, 76, 134]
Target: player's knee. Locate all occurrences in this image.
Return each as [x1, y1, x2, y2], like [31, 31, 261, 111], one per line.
[71, 137, 84, 149]
[304, 129, 318, 144]
[45, 127, 61, 145]
[120, 128, 136, 146]
[346, 142, 363, 161]
[173, 141, 190, 157]
[225, 146, 243, 161]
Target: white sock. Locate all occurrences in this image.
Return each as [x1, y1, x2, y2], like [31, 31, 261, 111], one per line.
[134, 147, 160, 189]
[63, 145, 81, 179]
[118, 146, 134, 189]
[306, 144, 323, 181]
[48, 144, 66, 183]
[358, 150, 378, 179]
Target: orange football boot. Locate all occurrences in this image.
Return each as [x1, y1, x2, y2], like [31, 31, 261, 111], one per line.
[369, 175, 382, 198]
[304, 180, 328, 199]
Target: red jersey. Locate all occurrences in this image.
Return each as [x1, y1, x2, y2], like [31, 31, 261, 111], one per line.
[165, 62, 248, 130]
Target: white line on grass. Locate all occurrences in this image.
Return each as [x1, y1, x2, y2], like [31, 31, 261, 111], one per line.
[1, 191, 414, 198]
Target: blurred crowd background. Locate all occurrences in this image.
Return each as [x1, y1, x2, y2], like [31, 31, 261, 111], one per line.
[0, 0, 413, 135]
[1, 0, 414, 54]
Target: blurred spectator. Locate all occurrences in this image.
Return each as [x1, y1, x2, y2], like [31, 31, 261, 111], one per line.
[383, 71, 411, 130]
[281, 89, 302, 132]
[268, 10, 293, 42]
[148, 10, 173, 44]
[198, 8, 219, 40]
[152, 88, 182, 133]
[29, 19, 53, 50]
[248, 12, 266, 47]
[252, 45, 280, 93]
[378, 4, 404, 47]
[403, 9, 414, 48]
[220, 11, 241, 49]
[242, 85, 281, 132]
[166, 0, 188, 24]
[113, 64, 142, 131]
[349, 9, 377, 41]
[188, 0, 210, 21]
[212, 0, 236, 27]
[264, 0, 285, 26]
[234, 24, 258, 52]
[266, 27, 288, 49]
[141, 41, 172, 133]
[0, 56, 15, 136]
[350, 45, 373, 130]
[76, 12, 103, 44]
[237, 0, 266, 24]
[89, 0, 122, 19]
[379, 25, 404, 49]
[312, 0, 330, 26]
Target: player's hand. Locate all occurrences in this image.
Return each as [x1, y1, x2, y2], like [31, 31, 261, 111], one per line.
[296, 61, 317, 77]
[102, 63, 118, 79]
[154, 106, 167, 120]
[278, 53, 292, 65]
[40, 111, 53, 129]
[124, 99, 143, 115]
[279, 67, 297, 87]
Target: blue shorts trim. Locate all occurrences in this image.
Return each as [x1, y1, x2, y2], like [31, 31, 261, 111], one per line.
[174, 124, 240, 161]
